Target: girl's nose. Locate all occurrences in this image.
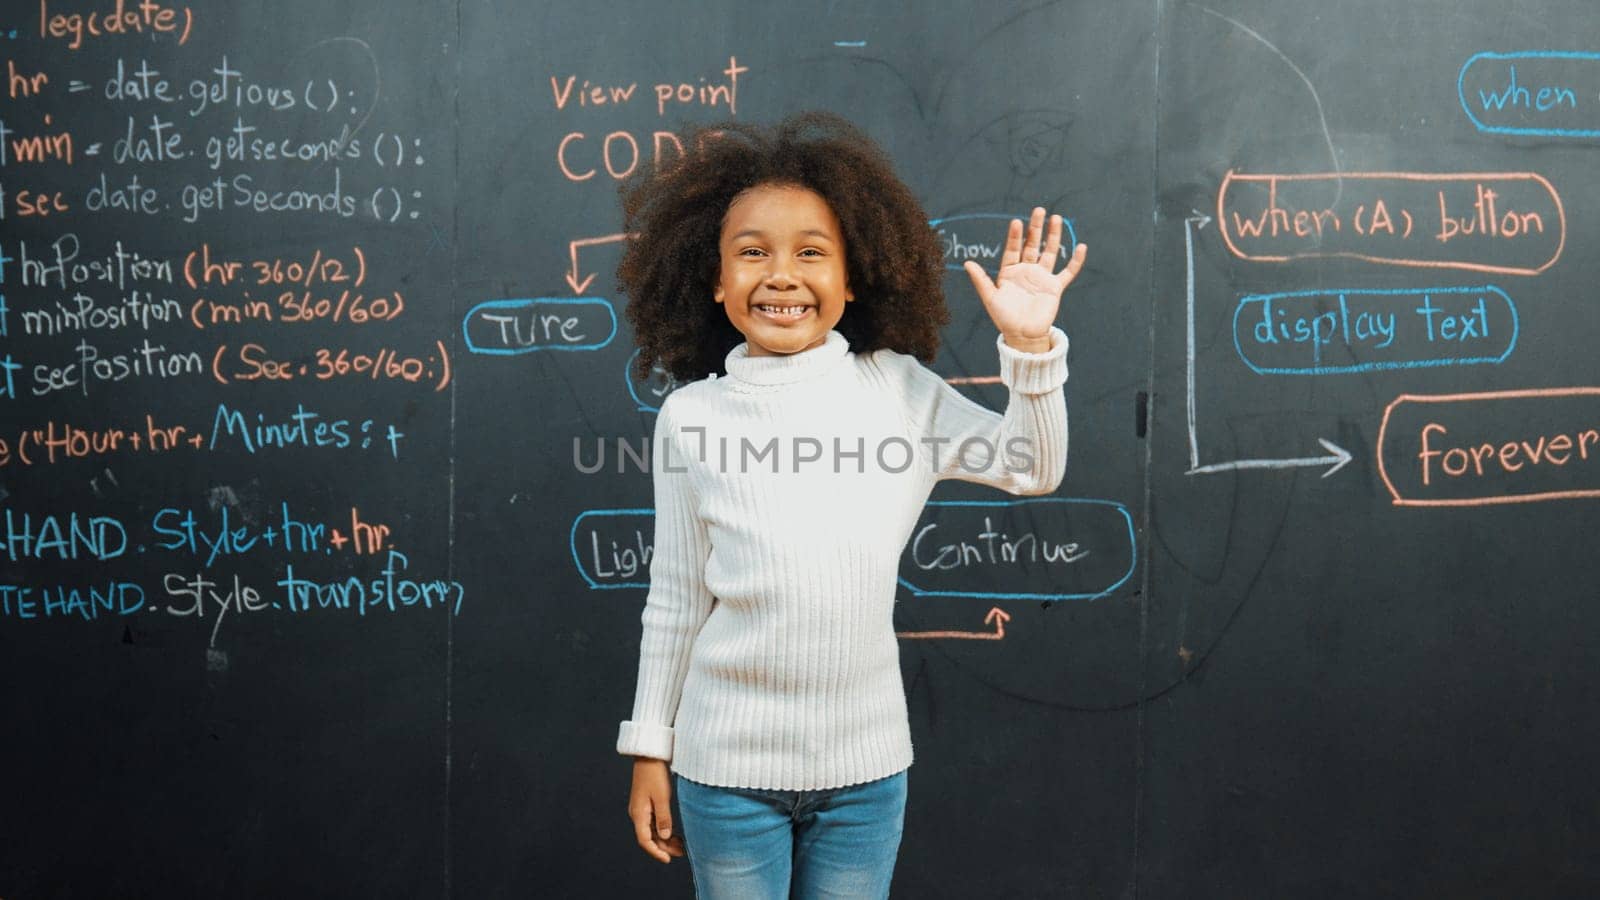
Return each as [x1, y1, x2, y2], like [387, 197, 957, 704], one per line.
[763, 264, 798, 288]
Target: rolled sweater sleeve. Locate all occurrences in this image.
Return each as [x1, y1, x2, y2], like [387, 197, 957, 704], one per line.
[880, 326, 1069, 494]
[616, 393, 715, 761]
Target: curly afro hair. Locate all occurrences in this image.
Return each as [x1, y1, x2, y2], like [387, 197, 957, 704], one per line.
[617, 111, 949, 383]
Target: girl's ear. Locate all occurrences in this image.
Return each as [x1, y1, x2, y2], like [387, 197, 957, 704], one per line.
[713, 282, 725, 303]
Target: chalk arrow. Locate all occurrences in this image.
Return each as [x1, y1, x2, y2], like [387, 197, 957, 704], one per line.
[566, 233, 635, 294]
[985, 606, 1011, 638]
[1188, 438, 1352, 477]
[896, 606, 1011, 641]
[1184, 211, 1352, 479]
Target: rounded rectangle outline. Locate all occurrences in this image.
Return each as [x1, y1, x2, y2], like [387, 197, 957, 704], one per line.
[462, 297, 618, 355]
[896, 498, 1137, 601]
[1377, 387, 1600, 507]
[1458, 50, 1600, 138]
[1216, 170, 1566, 276]
[626, 347, 675, 413]
[1231, 285, 1518, 375]
[571, 508, 653, 589]
[572, 498, 1138, 600]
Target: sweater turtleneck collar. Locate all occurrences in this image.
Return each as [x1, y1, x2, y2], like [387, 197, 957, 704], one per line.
[723, 330, 852, 387]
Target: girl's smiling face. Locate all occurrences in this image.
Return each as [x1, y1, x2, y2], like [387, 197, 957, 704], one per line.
[714, 183, 853, 357]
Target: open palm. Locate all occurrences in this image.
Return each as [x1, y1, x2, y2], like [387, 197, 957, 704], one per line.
[963, 207, 1087, 346]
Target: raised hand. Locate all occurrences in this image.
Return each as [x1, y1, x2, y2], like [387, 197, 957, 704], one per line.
[962, 207, 1087, 352]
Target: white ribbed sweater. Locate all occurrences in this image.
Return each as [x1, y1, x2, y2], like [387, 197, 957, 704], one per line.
[617, 326, 1069, 790]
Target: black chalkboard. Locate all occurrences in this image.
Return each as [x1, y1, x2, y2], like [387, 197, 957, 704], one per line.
[4, 0, 1599, 896]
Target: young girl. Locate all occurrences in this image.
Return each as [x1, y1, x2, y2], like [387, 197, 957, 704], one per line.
[615, 111, 1086, 899]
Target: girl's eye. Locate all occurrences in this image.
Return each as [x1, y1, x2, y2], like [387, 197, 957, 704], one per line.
[799, 248, 823, 258]
[738, 247, 766, 257]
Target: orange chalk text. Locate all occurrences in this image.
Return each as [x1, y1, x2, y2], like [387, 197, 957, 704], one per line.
[1378, 388, 1600, 506]
[8, 60, 49, 99]
[1218, 170, 1565, 275]
[39, 0, 194, 50]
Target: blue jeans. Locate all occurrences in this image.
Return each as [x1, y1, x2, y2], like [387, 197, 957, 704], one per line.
[675, 770, 908, 899]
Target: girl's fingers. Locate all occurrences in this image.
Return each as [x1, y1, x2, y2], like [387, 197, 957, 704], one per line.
[653, 802, 673, 841]
[1000, 218, 1024, 268]
[1023, 207, 1045, 262]
[1055, 243, 1088, 292]
[963, 260, 996, 305]
[632, 810, 666, 862]
[1039, 214, 1062, 271]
